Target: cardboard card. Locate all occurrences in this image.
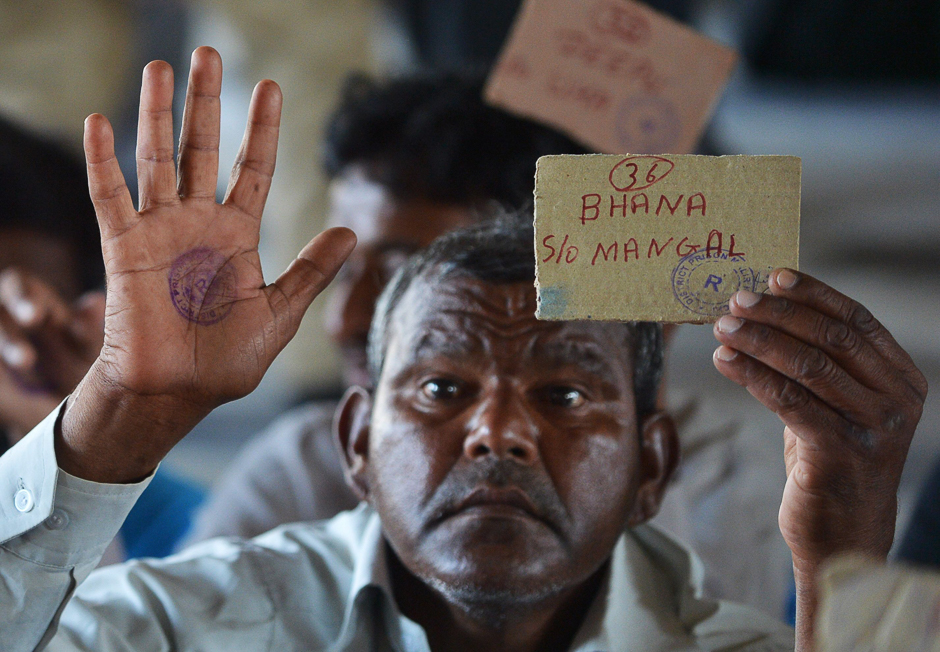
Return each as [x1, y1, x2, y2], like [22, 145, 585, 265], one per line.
[485, 0, 738, 154]
[534, 154, 800, 323]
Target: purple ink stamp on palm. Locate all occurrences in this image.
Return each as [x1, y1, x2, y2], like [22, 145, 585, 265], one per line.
[167, 247, 237, 325]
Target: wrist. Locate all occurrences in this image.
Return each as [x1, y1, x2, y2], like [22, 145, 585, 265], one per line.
[792, 562, 820, 652]
[57, 361, 209, 483]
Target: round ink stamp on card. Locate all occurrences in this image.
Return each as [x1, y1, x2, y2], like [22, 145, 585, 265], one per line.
[615, 95, 681, 154]
[671, 249, 771, 318]
[167, 247, 237, 325]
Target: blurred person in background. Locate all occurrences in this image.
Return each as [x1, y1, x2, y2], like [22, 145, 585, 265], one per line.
[0, 116, 203, 561]
[0, 116, 105, 446]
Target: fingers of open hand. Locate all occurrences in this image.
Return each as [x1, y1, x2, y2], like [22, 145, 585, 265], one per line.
[137, 60, 179, 211]
[84, 114, 136, 235]
[715, 315, 874, 420]
[768, 269, 928, 401]
[177, 47, 222, 200]
[223, 79, 282, 220]
[267, 227, 357, 335]
[713, 269, 926, 451]
[713, 347, 857, 451]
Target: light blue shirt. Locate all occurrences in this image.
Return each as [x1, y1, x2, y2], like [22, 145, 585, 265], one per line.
[0, 405, 794, 651]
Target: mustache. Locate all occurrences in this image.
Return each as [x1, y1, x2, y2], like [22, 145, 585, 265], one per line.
[424, 459, 569, 530]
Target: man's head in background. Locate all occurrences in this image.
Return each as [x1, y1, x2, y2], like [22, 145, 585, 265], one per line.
[0, 116, 104, 299]
[321, 71, 589, 387]
[337, 219, 677, 633]
[0, 117, 105, 446]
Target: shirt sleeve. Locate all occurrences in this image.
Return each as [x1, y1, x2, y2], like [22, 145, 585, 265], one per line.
[0, 403, 152, 652]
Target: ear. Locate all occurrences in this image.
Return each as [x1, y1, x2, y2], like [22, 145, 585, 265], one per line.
[627, 411, 680, 527]
[335, 385, 373, 502]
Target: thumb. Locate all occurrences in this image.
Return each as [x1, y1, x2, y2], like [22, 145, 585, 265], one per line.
[267, 227, 357, 331]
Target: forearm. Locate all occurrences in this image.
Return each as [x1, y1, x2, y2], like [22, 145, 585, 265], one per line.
[792, 564, 819, 652]
[0, 407, 152, 651]
[58, 361, 210, 484]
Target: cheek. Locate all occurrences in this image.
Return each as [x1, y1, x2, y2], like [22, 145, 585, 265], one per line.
[545, 425, 639, 537]
[367, 412, 463, 537]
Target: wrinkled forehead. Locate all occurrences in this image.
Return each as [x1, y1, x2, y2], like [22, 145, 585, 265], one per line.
[384, 273, 633, 378]
[400, 274, 539, 336]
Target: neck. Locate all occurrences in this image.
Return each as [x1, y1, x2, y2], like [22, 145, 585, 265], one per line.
[388, 545, 606, 652]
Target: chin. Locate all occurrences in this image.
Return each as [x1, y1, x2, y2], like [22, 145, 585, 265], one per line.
[418, 519, 570, 607]
[423, 561, 569, 611]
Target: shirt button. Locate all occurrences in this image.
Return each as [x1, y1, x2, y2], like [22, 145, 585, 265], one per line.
[45, 509, 69, 530]
[14, 488, 34, 513]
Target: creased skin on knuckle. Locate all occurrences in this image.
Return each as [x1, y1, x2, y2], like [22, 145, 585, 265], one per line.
[266, 282, 291, 319]
[771, 378, 811, 414]
[847, 303, 879, 335]
[179, 138, 221, 152]
[234, 157, 275, 179]
[92, 183, 129, 202]
[748, 322, 772, 349]
[266, 283, 296, 347]
[823, 319, 857, 353]
[137, 148, 176, 164]
[770, 296, 796, 321]
[796, 345, 833, 384]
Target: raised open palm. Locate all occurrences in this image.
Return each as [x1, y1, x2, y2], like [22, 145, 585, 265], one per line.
[60, 47, 355, 483]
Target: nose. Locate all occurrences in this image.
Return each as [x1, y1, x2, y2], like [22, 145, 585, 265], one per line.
[463, 385, 539, 465]
[324, 257, 381, 347]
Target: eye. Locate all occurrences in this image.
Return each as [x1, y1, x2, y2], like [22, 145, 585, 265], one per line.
[421, 378, 462, 400]
[546, 386, 586, 408]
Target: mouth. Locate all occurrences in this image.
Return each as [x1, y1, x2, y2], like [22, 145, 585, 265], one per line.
[448, 486, 542, 522]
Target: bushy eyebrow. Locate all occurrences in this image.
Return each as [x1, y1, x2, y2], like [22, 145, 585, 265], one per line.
[410, 323, 480, 363]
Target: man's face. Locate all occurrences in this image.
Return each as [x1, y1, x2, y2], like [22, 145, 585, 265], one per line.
[324, 167, 476, 387]
[346, 275, 672, 605]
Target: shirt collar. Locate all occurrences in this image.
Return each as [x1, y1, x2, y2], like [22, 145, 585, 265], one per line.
[339, 507, 720, 652]
[338, 505, 431, 651]
[569, 524, 722, 651]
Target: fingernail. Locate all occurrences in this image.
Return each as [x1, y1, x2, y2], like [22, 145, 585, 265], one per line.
[10, 300, 35, 324]
[714, 346, 738, 362]
[716, 315, 743, 333]
[735, 290, 761, 308]
[2, 343, 26, 367]
[775, 269, 798, 289]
